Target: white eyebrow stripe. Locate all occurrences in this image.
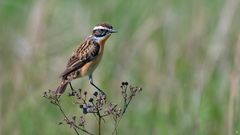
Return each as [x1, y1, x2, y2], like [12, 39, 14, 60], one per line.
[93, 26, 111, 31]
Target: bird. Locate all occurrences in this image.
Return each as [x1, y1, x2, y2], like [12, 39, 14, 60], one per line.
[55, 23, 117, 95]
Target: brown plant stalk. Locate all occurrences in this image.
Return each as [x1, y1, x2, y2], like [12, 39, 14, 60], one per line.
[43, 82, 142, 135]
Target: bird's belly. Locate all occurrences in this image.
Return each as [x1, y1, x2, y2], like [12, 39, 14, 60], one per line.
[80, 56, 102, 77]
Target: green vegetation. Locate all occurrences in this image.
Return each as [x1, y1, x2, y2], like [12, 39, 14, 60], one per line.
[1, 0, 240, 134]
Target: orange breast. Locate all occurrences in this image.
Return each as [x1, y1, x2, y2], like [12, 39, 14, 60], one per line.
[79, 45, 104, 77]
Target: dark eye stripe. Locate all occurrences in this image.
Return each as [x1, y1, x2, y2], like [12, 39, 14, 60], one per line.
[93, 29, 108, 37]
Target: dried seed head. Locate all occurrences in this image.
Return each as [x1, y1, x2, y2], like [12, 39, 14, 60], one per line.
[101, 94, 106, 100]
[43, 91, 47, 96]
[86, 106, 95, 113]
[68, 92, 74, 96]
[121, 81, 128, 86]
[78, 89, 82, 92]
[72, 116, 76, 122]
[117, 108, 122, 114]
[93, 91, 98, 97]
[89, 98, 94, 102]
[79, 116, 85, 127]
[83, 107, 88, 114]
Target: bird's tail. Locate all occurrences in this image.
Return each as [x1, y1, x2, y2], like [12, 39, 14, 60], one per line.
[55, 80, 68, 94]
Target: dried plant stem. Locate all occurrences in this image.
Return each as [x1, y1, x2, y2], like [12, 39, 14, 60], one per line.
[122, 95, 133, 115]
[95, 100, 102, 135]
[57, 103, 80, 135]
[44, 82, 142, 135]
[112, 93, 135, 134]
[54, 98, 93, 135]
[98, 115, 101, 135]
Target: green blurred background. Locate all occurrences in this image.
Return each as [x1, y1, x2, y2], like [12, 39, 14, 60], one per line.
[1, 0, 240, 134]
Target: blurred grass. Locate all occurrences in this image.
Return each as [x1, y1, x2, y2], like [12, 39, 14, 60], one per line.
[1, 0, 240, 134]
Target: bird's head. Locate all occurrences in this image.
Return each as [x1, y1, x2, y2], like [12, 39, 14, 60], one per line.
[92, 23, 117, 43]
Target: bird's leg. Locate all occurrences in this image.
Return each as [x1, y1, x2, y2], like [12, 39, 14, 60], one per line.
[88, 74, 105, 95]
[68, 82, 78, 96]
[69, 82, 75, 92]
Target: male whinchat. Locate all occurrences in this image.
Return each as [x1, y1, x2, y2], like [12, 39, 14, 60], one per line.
[55, 23, 117, 95]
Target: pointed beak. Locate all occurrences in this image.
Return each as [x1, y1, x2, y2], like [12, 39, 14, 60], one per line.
[110, 29, 117, 33]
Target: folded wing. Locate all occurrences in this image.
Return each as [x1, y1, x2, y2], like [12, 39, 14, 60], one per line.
[60, 40, 100, 80]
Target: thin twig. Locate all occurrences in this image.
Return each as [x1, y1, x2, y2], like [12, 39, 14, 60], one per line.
[44, 82, 142, 135]
[122, 95, 134, 115]
[55, 99, 94, 135]
[98, 115, 101, 135]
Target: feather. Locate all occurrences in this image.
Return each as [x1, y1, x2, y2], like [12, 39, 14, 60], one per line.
[60, 38, 100, 79]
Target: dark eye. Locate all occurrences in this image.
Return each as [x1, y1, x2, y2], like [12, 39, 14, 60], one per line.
[93, 29, 108, 37]
[100, 29, 108, 35]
